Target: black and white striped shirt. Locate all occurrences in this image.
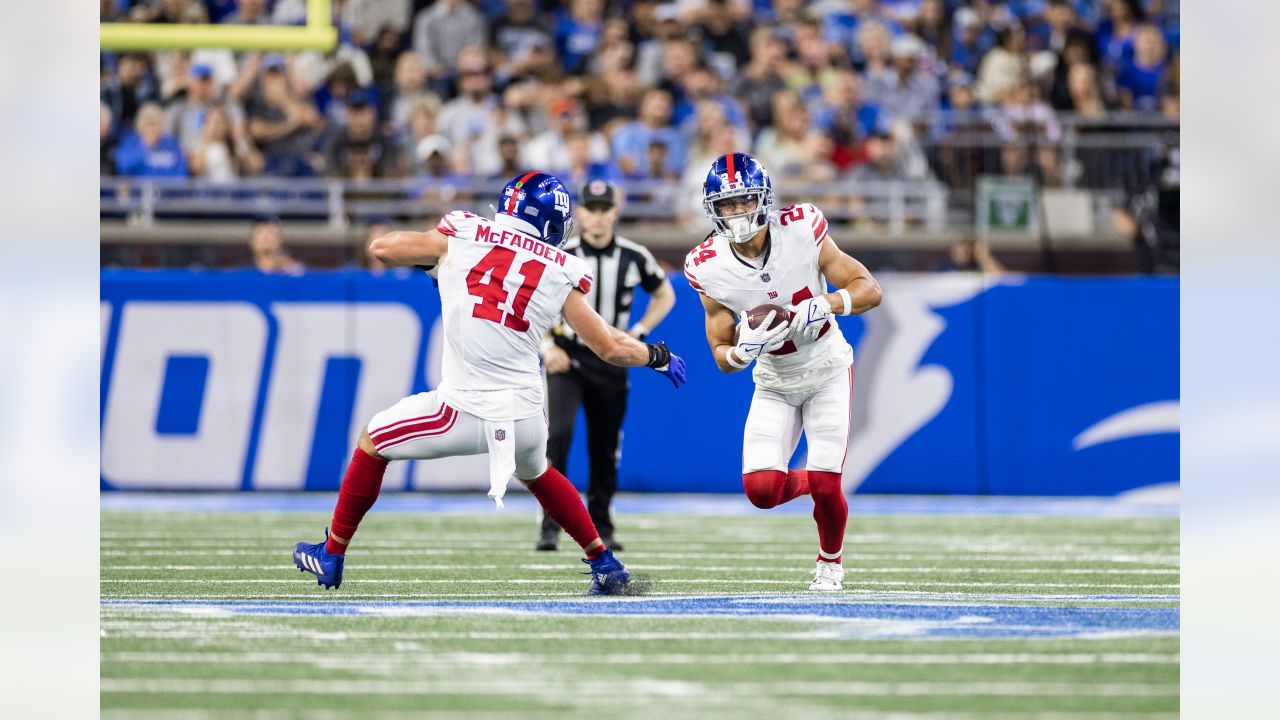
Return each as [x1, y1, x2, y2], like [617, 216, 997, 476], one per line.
[554, 234, 666, 345]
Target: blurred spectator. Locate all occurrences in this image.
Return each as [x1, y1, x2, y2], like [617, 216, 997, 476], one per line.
[490, 0, 555, 85]
[937, 238, 1006, 274]
[993, 78, 1062, 185]
[488, 134, 524, 180]
[912, 0, 952, 61]
[436, 48, 526, 174]
[387, 52, 441, 135]
[1047, 32, 1106, 111]
[189, 105, 261, 181]
[368, 27, 408, 93]
[314, 63, 374, 130]
[1116, 25, 1167, 112]
[698, 0, 752, 76]
[864, 34, 940, 126]
[413, 0, 488, 81]
[101, 103, 118, 175]
[246, 56, 325, 176]
[949, 7, 996, 77]
[224, 0, 271, 24]
[524, 97, 609, 171]
[167, 63, 250, 156]
[753, 90, 835, 182]
[1096, 0, 1145, 69]
[102, 52, 160, 134]
[636, 3, 691, 86]
[783, 18, 841, 111]
[855, 19, 894, 75]
[727, 27, 789, 132]
[325, 89, 392, 178]
[395, 100, 441, 174]
[976, 24, 1028, 106]
[1114, 78, 1179, 274]
[1029, 0, 1092, 56]
[553, 128, 623, 189]
[114, 102, 189, 177]
[611, 88, 686, 179]
[343, 0, 412, 49]
[849, 131, 912, 184]
[813, 71, 884, 174]
[556, 0, 606, 76]
[249, 219, 304, 274]
[814, 70, 884, 139]
[1064, 63, 1108, 117]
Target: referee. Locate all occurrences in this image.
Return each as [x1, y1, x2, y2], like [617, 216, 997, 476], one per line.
[537, 180, 676, 551]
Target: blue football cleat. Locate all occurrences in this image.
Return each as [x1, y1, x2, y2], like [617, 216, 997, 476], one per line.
[582, 548, 630, 595]
[293, 529, 344, 589]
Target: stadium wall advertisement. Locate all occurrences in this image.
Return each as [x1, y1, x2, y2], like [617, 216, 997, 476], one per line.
[100, 270, 1178, 496]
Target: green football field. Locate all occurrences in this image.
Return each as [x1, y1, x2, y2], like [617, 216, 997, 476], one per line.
[101, 496, 1179, 719]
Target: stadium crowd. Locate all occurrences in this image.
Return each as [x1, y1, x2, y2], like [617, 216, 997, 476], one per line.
[100, 0, 1179, 193]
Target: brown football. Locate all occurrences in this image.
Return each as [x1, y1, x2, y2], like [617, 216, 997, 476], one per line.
[746, 303, 790, 330]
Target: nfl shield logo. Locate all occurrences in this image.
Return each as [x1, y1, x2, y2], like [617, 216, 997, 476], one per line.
[760, 273, 771, 282]
[494, 429, 506, 441]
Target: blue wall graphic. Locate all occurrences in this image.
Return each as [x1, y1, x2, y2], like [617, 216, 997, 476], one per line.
[100, 270, 1178, 495]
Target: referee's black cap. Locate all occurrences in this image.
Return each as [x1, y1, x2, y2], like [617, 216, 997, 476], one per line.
[580, 179, 617, 209]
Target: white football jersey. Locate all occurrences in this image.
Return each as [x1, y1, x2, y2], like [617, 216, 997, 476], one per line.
[434, 211, 594, 420]
[684, 203, 853, 391]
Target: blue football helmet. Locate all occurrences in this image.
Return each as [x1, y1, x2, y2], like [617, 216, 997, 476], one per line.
[702, 152, 775, 243]
[496, 171, 575, 248]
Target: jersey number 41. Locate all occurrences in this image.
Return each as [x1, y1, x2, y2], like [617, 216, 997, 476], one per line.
[466, 246, 545, 332]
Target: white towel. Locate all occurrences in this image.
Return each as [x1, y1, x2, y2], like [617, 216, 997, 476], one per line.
[483, 419, 516, 509]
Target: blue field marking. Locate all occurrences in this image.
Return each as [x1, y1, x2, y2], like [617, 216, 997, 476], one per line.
[101, 492, 1179, 518]
[102, 596, 1178, 640]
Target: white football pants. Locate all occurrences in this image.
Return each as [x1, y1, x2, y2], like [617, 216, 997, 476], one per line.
[741, 364, 855, 474]
[367, 390, 550, 481]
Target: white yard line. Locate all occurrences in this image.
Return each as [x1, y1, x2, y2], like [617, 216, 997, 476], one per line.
[99, 677, 1179, 698]
[102, 651, 1179, 666]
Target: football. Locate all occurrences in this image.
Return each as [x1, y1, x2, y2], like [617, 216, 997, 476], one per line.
[746, 303, 790, 330]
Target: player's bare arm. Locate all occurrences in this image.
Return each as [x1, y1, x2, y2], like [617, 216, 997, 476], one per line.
[563, 290, 660, 367]
[562, 291, 687, 387]
[367, 228, 450, 267]
[816, 236, 883, 315]
[788, 235, 883, 340]
[700, 294, 746, 374]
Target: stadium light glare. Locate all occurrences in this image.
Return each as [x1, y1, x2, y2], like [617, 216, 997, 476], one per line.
[100, 0, 336, 52]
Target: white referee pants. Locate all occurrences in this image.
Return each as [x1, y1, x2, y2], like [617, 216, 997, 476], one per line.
[741, 364, 855, 474]
[366, 390, 550, 482]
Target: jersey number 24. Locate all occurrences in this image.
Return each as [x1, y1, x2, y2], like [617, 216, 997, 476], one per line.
[466, 246, 545, 332]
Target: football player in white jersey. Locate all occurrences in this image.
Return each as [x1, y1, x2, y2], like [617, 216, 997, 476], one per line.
[293, 171, 688, 595]
[683, 152, 882, 591]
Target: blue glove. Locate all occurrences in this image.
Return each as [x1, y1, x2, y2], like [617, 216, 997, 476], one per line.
[646, 342, 687, 389]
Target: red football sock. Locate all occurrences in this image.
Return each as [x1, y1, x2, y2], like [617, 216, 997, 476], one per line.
[327, 448, 389, 555]
[528, 466, 602, 556]
[808, 471, 847, 563]
[742, 470, 810, 509]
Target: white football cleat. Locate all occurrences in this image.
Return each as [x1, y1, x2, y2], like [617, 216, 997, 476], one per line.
[808, 560, 844, 591]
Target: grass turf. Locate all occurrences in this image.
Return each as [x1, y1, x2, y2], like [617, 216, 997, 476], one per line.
[101, 506, 1178, 719]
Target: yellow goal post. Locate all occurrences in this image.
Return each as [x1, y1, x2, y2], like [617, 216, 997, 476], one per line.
[101, 0, 337, 52]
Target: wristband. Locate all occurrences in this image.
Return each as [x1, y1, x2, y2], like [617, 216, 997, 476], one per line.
[725, 347, 751, 369]
[835, 288, 853, 316]
[645, 342, 672, 369]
